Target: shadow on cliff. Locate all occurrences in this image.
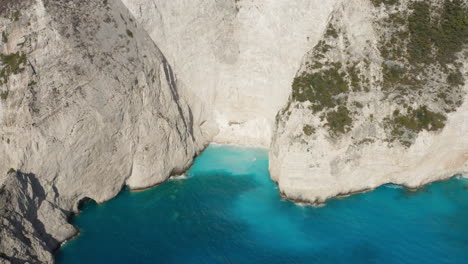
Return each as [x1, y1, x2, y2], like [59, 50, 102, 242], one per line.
[0, 171, 72, 263]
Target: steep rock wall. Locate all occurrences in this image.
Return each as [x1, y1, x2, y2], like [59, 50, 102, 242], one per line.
[121, 0, 338, 146]
[270, 0, 468, 204]
[0, 0, 212, 261]
[0, 171, 76, 264]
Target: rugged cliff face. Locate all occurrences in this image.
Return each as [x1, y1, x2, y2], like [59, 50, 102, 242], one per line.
[0, 171, 76, 263]
[0, 0, 212, 262]
[271, 0, 468, 204]
[121, 0, 338, 146]
[1, 0, 467, 262]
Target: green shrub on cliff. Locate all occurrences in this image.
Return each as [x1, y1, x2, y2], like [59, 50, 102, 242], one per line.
[433, 0, 468, 64]
[0, 52, 27, 85]
[0, 91, 8, 100]
[387, 106, 446, 146]
[447, 70, 464, 86]
[408, 1, 432, 64]
[303, 125, 316, 136]
[292, 65, 348, 113]
[407, 0, 467, 65]
[326, 106, 353, 135]
[370, 0, 399, 7]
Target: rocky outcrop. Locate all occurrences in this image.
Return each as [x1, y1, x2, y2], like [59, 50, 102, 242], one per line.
[0, 171, 76, 264]
[0, 0, 213, 204]
[121, 0, 338, 146]
[1, 0, 467, 262]
[0, 0, 213, 262]
[271, 0, 468, 204]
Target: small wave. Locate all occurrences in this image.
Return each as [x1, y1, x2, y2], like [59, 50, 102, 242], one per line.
[455, 174, 468, 180]
[170, 174, 188, 181]
[295, 202, 325, 208]
[385, 184, 403, 189]
[209, 142, 269, 150]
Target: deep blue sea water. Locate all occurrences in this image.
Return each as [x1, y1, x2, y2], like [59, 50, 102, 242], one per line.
[56, 144, 468, 264]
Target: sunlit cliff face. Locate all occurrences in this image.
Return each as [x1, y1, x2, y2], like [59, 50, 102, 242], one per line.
[121, 0, 339, 146]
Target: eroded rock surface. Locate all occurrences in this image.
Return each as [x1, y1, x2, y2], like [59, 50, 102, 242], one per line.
[271, 0, 468, 203]
[0, 0, 467, 262]
[0, 0, 212, 262]
[0, 171, 76, 264]
[121, 0, 338, 145]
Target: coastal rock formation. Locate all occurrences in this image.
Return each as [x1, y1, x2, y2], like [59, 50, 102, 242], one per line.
[0, 0, 212, 202]
[0, 171, 76, 264]
[121, 0, 338, 146]
[270, 0, 468, 203]
[0, 0, 213, 262]
[0, 0, 467, 262]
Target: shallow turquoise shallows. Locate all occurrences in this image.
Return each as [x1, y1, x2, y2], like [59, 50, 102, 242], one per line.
[56, 144, 468, 264]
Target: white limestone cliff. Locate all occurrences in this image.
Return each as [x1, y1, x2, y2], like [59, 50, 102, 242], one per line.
[270, 0, 468, 204]
[121, 0, 338, 146]
[0, 171, 76, 264]
[0, 0, 213, 262]
[0, 0, 467, 262]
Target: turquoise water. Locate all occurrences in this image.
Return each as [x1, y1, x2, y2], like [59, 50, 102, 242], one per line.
[56, 144, 468, 264]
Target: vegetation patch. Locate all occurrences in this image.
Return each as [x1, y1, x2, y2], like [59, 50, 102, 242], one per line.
[370, 0, 399, 7]
[12, 11, 21, 21]
[375, 0, 467, 143]
[347, 64, 361, 91]
[285, 0, 466, 143]
[326, 106, 353, 135]
[386, 106, 446, 146]
[406, 0, 467, 65]
[292, 64, 348, 113]
[0, 91, 8, 100]
[356, 138, 375, 146]
[303, 125, 316, 136]
[407, 1, 432, 64]
[0, 52, 27, 85]
[28, 80, 37, 87]
[433, 0, 468, 64]
[1, 32, 7, 43]
[325, 24, 338, 39]
[126, 29, 133, 38]
[447, 70, 464, 87]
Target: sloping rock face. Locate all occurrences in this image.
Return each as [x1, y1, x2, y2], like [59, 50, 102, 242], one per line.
[121, 0, 338, 146]
[271, 0, 468, 204]
[0, 171, 76, 264]
[0, 0, 212, 203]
[1, 0, 467, 262]
[0, 0, 213, 262]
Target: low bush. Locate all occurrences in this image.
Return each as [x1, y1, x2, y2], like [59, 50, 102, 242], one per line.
[303, 125, 316, 136]
[292, 66, 348, 112]
[326, 106, 353, 135]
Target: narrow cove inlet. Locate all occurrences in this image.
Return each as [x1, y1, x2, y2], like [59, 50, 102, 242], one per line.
[56, 145, 468, 264]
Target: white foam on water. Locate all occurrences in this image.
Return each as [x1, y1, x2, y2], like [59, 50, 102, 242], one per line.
[385, 184, 403, 189]
[210, 142, 269, 150]
[295, 202, 325, 208]
[170, 174, 188, 181]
